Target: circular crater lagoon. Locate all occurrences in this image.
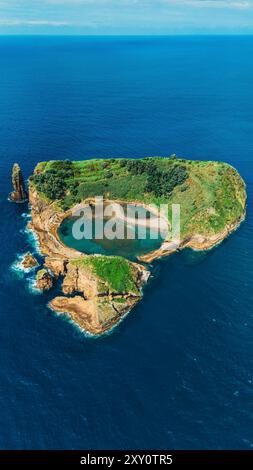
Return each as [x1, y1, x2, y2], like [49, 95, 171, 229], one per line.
[58, 204, 166, 260]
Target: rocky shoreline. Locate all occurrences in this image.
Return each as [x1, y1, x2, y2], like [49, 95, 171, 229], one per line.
[28, 185, 150, 335]
[27, 179, 246, 335]
[138, 210, 246, 263]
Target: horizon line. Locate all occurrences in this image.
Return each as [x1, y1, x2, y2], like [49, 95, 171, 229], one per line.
[0, 33, 253, 37]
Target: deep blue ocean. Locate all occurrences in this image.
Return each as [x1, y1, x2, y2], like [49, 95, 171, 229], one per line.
[0, 36, 253, 450]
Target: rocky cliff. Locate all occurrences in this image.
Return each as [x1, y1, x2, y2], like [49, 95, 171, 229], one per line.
[27, 155, 246, 335]
[9, 163, 28, 203]
[50, 259, 147, 335]
[36, 269, 54, 291]
[138, 210, 246, 263]
[28, 185, 149, 335]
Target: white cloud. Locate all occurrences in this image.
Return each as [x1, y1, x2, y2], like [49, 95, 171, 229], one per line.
[0, 19, 71, 26]
[0, 0, 253, 33]
[162, 0, 252, 8]
[44, 0, 253, 5]
[1, 0, 253, 8]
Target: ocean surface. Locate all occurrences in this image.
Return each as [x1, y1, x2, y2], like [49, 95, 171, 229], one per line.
[0, 36, 253, 450]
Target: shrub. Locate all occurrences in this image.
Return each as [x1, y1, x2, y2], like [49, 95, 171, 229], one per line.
[145, 164, 188, 196]
[33, 160, 75, 200]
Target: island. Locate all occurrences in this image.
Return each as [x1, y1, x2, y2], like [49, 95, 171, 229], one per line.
[23, 156, 246, 335]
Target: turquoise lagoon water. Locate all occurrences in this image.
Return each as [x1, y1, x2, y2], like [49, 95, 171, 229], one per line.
[0, 36, 253, 450]
[58, 205, 166, 259]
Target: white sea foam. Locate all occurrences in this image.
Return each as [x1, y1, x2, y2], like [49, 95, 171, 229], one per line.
[49, 307, 95, 338]
[12, 249, 39, 274]
[48, 303, 132, 339]
[24, 223, 42, 256]
[11, 254, 27, 278]
[47, 303, 98, 338]
[12, 256, 41, 294]
[21, 212, 31, 220]
[27, 276, 42, 295]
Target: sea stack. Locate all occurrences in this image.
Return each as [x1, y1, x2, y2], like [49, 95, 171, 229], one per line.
[9, 163, 28, 203]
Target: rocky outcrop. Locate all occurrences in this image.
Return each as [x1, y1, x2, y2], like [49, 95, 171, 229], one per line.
[50, 296, 96, 330]
[28, 175, 245, 335]
[44, 257, 68, 278]
[28, 185, 81, 260]
[49, 260, 147, 335]
[36, 269, 54, 291]
[28, 185, 149, 335]
[9, 163, 28, 203]
[21, 252, 39, 270]
[138, 211, 246, 263]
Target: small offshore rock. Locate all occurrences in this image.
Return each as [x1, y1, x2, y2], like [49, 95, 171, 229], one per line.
[22, 252, 39, 270]
[36, 269, 54, 291]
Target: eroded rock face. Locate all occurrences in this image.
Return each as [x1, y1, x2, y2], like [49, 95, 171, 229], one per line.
[26, 158, 247, 335]
[44, 257, 68, 278]
[28, 186, 150, 334]
[49, 260, 148, 335]
[10, 164, 28, 203]
[28, 180, 247, 335]
[21, 252, 39, 270]
[50, 296, 97, 331]
[29, 185, 80, 260]
[36, 269, 54, 291]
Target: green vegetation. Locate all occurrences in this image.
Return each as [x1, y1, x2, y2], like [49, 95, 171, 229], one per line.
[30, 156, 188, 205]
[73, 256, 138, 294]
[112, 297, 127, 304]
[30, 160, 75, 201]
[30, 156, 246, 238]
[121, 158, 188, 196]
[36, 269, 47, 280]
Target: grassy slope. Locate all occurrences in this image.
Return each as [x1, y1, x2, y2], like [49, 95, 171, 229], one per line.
[72, 256, 139, 294]
[32, 157, 246, 239]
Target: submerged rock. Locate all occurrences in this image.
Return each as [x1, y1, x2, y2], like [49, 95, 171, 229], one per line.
[9, 163, 28, 203]
[22, 252, 39, 270]
[36, 269, 54, 291]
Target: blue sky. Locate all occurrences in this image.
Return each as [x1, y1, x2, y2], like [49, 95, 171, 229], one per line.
[0, 0, 253, 35]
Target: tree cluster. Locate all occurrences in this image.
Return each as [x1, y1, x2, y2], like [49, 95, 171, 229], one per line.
[32, 160, 74, 200]
[145, 164, 188, 197]
[120, 158, 188, 196]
